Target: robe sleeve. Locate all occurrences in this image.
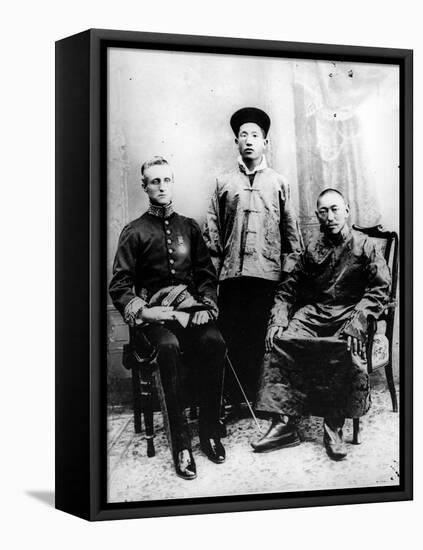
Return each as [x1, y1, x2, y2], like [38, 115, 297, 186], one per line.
[190, 218, 219, 318]
[278, 177, 304, 272]
[203, 181, 224, 277]
[268, 253, 306, 329]
[341, 238, 391, 341]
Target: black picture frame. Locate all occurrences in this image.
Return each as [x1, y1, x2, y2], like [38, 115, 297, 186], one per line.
[55, 28, 413, 521]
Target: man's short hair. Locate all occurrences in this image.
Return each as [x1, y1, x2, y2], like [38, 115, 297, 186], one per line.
[141, 156, 169, 178]
[316, 188, 346, 207]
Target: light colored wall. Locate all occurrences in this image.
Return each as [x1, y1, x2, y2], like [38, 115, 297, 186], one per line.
[107, 48, 299, 288]
[107, 49, 399, 293]
[356, 73, 400, 229]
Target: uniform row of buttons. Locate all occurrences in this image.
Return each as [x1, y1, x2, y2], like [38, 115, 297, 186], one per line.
[164, 220, 176, 274]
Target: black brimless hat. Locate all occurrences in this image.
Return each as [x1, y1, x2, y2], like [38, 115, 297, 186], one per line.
[230, 107, 271, 137]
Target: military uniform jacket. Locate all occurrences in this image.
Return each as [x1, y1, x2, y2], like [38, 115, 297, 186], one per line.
[109, 204, 218, 322]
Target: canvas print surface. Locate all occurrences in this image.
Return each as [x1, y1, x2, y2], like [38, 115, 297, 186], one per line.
[106, 47, 400, 503]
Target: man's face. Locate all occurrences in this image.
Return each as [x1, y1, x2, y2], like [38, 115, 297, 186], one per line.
[316, 192, 349, 235]
[235, 122, 267, 162]
[142, 164, 173, 205]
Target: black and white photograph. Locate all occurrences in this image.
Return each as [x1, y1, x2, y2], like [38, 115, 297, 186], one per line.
[4, 0, 421, 543]
[106, 45, 402, 504]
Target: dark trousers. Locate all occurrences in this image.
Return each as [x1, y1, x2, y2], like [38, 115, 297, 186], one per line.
[136, 321, 226, 457]
[218, 277, 277, 404]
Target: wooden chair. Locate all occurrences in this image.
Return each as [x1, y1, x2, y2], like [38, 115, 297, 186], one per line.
[352, 224, 399, 444]
[122, 327, 202, 458]
[127, 350, 157, 457]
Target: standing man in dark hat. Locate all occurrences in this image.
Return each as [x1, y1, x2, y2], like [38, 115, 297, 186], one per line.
[203, 107, 302, 408]
[109, 156, 226, 480]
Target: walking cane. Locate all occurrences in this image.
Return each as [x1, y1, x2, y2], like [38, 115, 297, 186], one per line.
[225, 354, 263, 434]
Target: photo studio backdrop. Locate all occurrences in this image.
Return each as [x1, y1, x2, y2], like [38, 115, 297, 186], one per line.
[107, 48, 399, 404]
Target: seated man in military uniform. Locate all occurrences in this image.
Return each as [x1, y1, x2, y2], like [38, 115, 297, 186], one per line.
[109, 156, 226, 480]
[252, 188, 391, 460]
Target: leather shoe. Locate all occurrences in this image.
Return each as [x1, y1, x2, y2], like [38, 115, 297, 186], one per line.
[323, 419, 347, 461]
[201, 437, 226, 464]
[175, 449, 197, 480]
[251, 415, 300, 453]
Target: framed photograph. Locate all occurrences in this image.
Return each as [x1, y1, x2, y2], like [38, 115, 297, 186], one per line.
[55, 28, 413, 521]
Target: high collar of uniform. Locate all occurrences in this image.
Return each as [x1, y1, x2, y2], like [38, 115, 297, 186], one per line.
[321, 224, 351, 246]
[147, 202, 174, 219]
[237, 155, 268, 176]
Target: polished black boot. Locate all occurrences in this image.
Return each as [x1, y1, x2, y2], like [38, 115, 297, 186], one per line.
[200, 437, 226, 464]
[323, 417, 347, 461]
[251, 414, 300, 453]
[175, 449, 197, 480]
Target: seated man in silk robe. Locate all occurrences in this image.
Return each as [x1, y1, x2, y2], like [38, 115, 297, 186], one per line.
[109, 156, 226, 480]
[252, 188, 391, 460]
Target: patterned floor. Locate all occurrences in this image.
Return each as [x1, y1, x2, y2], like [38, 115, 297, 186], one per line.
[107, 387, 400, 503]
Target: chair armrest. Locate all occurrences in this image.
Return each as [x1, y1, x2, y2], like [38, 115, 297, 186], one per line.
[384, 300, 397, 314]
[365, 315, 378, 374]
[366, 314, 378, 335]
